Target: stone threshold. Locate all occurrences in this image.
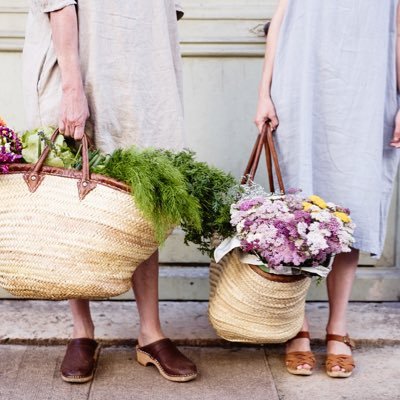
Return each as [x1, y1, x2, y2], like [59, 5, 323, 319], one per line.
[1, 266, 400, 301]
[0, 300, 399, 347]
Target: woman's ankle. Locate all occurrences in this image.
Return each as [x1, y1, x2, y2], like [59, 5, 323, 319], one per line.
[137, 327, 165, 347]
[286, 337, 311, 353]
[72, 324, 95, 339]
[326, 324, 348, 336]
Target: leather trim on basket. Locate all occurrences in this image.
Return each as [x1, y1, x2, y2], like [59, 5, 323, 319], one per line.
[249, 265, 307, 283]
[7, 164, 131, 194]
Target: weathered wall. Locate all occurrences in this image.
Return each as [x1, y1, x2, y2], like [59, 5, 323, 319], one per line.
[0, 1, 399, 299]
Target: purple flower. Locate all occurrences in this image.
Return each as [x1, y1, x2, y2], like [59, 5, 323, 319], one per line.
[287, 188, 302, 195]
[229, 184, 355, 273]
[293, 210, 312, 222]
[0, 164, 9, 173]
[0, 124, 22, 173]
[238, 197, 264, 211]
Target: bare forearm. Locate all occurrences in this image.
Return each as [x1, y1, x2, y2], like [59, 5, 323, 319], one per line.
[49, 6, 89, 139]
[390, 2, 400, 147]
[50, 5, 83, 91]
[258, 0, 288, 99]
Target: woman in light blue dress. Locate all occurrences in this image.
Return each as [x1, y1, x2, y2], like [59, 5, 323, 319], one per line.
[255, 0, 400, 378]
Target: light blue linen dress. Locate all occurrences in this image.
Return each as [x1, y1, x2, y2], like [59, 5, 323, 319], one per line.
[271, 0, 400, 256]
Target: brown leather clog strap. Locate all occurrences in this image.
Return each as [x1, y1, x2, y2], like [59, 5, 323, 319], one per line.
[137, 338, 197, 377]
[60, 338, 100, 379]
[138, 338, 177, 358]
[326, 334, 356, 350]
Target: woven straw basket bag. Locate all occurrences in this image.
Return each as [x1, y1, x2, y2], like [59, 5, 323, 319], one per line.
[208, 126, 311, 343]
[0, 131, 159, 300]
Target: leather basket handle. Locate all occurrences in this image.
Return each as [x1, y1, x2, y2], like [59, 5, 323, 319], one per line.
[23, 129, 96, 200]
[242, 124, 285, 193]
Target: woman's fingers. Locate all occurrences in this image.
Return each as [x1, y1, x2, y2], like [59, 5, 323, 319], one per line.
[254, 96, 279, 133]
[73, 124, 85, 140]
[59, 116, 86, 140]
[60, 118, 74, 138]
[254, 114, 279, 133]
[66, 119, 76, 138]
[58, 119, 66, 135]
[59, 86, 89, 139]
[391, 136, 400, 148]
[254, 119, 266, 133]
[61, 119, 86, 140]
[268, 114, 279, 131]
[390, 110, 400, 148]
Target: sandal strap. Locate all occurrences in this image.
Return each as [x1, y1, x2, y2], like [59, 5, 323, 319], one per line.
[326, 334, 355, 349]
[286, 351, 316, 369]
[326, 354, 355, 373]
[292, 331, 311, 340]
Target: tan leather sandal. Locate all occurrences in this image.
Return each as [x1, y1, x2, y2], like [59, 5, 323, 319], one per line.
[285, 331, 316, 376]
[326, 333, 356, 378]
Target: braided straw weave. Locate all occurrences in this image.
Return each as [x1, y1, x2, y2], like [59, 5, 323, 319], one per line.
[209, 250, 311, 343]
[0, 173, 158, 299]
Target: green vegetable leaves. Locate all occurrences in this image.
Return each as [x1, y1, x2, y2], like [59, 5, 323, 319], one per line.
[20, 127, 238, 252]
[21, 127, 76, 168]
[101, 147, 238, 252]
[160, 150, 237, 255]
[101, 147, 202, 243]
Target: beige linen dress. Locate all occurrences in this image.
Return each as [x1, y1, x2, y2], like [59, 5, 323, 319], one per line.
[23, 0, 185, 152]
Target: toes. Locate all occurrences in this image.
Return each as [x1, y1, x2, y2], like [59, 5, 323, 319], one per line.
[297, 364, 312, 370]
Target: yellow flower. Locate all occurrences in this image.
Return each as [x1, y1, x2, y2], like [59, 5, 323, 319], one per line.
[0, 117, 6, 127]
[334, 211, 351, 223]
[302, 201, 313, 211]
[309, 195, 327, 209]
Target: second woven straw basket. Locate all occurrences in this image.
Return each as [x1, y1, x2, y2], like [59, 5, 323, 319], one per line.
[0, 130, 159, 300]
[208, 125, 311, 343]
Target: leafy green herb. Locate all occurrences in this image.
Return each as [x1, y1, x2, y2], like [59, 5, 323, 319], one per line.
[159, 150, 238, 256]
[98, 147, 202, 244]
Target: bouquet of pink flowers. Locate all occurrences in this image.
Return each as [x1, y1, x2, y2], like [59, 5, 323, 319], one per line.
[0, 119, 22, 173]
[215, 184, 355, 277]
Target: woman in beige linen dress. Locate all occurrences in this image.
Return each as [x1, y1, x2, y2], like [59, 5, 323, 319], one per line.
[22, 0, 197, 384]
[24, 0, 185, 151]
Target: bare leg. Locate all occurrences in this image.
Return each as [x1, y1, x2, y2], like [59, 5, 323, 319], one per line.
[286, 317, 312, 371]
[132, 250, 165, 346]
[69, 299, 95, 339]
[62, 300, 97, 383]
[133, 251, 198, 381]
[326, 249, 359, 372]
[67, 251, 165, 344]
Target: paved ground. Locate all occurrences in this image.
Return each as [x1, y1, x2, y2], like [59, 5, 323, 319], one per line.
[0, 301, 399, 400]
[1, 345, 399, 400]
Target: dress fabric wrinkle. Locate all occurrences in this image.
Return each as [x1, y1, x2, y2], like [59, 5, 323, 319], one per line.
[271, 0, 400, 256]
[23, 0, 185, 153]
